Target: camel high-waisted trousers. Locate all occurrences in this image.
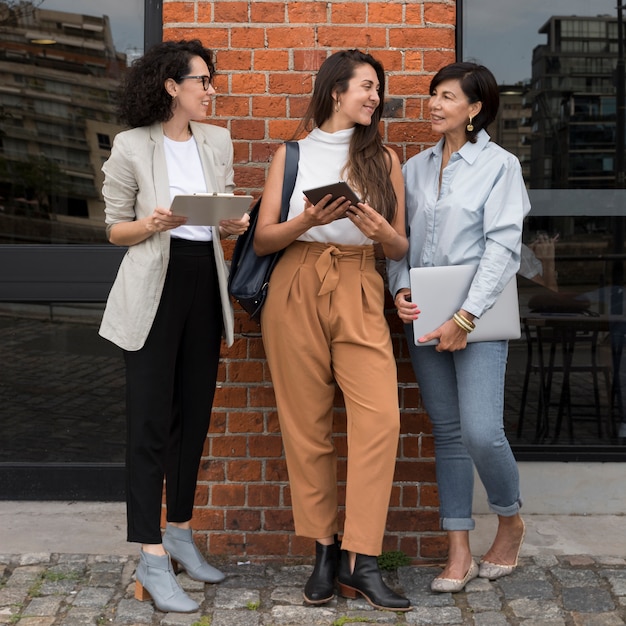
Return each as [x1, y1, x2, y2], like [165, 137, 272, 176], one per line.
[261, 240, 401, 556]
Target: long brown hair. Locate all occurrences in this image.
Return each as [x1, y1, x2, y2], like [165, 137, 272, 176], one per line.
[294, 49, 397, 223]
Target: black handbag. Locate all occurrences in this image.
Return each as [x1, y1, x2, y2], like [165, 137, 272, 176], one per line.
[228, 141, 300, 321]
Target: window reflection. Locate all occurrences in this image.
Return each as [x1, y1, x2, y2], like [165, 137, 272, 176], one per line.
[464, 0, 625, 449]
[0, 0, 143, 485]
[0, 0, 141, 244]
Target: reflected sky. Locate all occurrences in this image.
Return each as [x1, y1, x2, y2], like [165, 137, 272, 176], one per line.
[39, 0, 143, 54]
[463, 0, 618, 84]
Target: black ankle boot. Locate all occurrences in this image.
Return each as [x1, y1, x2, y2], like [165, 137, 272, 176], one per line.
[338, 550, 411, 612]
[303, 535, 340, 605]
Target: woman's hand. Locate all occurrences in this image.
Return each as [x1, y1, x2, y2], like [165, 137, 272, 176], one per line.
[419, 309, 475, 351]
[347, 202, 399, 245]
[394, 288, 419, 324]
[219, 212, 250, 238]
[148, 207, 187, 233]
[302, 194, 352, 226]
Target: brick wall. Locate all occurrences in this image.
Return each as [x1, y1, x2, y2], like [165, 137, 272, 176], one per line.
[162, 0, 457, 563]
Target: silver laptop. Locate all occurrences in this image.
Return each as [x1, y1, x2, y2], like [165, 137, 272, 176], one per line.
[409, 265, 521, 346]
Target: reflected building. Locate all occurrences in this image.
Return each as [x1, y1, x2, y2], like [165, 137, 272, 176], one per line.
[0, 1, 126, 243]
[529, 14, 621, 190]
[489, 84, 532, 182]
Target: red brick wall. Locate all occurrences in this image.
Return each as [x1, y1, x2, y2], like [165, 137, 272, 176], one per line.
[162, 0, 457, 563]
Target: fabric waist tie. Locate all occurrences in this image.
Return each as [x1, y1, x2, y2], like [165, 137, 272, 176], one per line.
[289, 240, 375, 296]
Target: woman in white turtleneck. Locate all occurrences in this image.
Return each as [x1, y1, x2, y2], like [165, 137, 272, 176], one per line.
[254, 49, 410, 613]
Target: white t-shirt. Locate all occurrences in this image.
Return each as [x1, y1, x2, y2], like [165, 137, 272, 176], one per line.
[292, 127, 372, 246]
[164, 135, 213, 241]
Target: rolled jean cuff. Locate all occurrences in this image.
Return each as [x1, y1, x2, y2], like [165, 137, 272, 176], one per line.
[488, 496, 523, 517]
[441, 517, 476, 532]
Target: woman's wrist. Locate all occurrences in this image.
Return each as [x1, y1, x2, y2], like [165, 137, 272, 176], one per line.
[452, 310, 476, 333]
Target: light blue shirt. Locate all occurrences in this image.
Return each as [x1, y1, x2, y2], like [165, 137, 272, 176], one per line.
[387, 130, 531, 318]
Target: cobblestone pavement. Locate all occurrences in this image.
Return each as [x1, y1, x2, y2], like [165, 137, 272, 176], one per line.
[1, 552, 625, 625]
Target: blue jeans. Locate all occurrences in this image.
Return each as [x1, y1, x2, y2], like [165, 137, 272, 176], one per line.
[405, 325, 522, 531]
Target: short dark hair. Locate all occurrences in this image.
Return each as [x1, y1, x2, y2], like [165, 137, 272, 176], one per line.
[117, 39, 215, 128]
[430, 62, 499, 143]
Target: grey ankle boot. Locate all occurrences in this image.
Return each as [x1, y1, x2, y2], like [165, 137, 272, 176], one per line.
[163, 524, 226, 583]
[135, 549, 199, 613]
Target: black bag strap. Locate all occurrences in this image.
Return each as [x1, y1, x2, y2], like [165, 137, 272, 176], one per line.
[281, 141, 300, 221]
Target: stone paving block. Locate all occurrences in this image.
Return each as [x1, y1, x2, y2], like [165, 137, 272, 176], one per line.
[473, 612, 509, 626]
[268, 604, 336, 624]
[564, 556, 596, 566]
[533, 554, 559, 568]
[87, 560, 126, 587]
[571, 613, 626, 626]
[465, 588, 502, 611]
[270, 586, 309, 605]
[115, 597, 155, 623]
[6, 565, 46, 587]
[0, 586, 30, 605]
[214, 587, 261, 609]
[509, 598, 565, 621]
[551, 566, 600, 587]
[269, 565, 311, 588]
[57, 607, 104, 625]
[211, 609, 261, 626]
[22, 595, 64, 616]
[17, 555, 51, 567]
[405, 605, 464, 624]
[72, 585, 116, 608]
[596, 557, 626, 566]
[515, 617, 567, 626]
[562, 587, 615, 612]
[602, 570, 626, 596]
[10, 618, 55, 626]
[161, 611, 209, 625]
[498, 577, 555, 601]
[38, 578, 78, 595]
[0, 606, 20, 625]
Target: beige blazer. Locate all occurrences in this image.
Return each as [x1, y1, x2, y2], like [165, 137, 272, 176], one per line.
[99, 121, 235, 351]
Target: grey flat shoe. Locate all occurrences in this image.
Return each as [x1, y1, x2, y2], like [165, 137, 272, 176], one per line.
[135, 549, 199, 613]
[163, 524, 225, 583]
[431, 560, 479, 593]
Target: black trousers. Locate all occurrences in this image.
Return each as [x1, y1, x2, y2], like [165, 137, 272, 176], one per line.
[124, 238, 223, 544]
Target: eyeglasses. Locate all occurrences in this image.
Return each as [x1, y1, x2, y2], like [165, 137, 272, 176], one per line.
[179, 75, 211, 90]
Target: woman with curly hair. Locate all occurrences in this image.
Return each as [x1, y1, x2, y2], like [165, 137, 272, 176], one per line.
[99, 39, 249, 613]
[254, 49, 411, 612]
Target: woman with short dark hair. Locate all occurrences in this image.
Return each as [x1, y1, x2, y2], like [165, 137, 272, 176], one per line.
[389, 61, 529, 594]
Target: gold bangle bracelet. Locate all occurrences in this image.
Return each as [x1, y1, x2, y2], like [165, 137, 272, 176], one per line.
[455, 311, 475, 330]
[452, 316, 471, 333]
[453, 312, 474, 333]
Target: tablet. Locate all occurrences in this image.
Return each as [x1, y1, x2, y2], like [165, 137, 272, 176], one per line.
[303, 181, 362, 207]
[170, 193, 253, 226]
[409, 265, 521, 345]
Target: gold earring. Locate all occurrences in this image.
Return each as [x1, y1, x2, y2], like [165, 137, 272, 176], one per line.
[335, 100, 341, 113]
[466, 116, 474, 132]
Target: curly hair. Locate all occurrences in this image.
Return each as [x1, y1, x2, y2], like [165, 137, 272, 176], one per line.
[117, 39, 215, 128]
[294, 49, 397, 224]
[430, 62, 499, 144]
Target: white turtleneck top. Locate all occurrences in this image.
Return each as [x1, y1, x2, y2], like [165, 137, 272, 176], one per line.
[291, 127, 372, 246]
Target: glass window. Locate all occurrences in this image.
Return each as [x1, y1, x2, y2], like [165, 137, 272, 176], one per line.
[0, 0, 154, 499]
[0, 0, 143, 245]
[462, 0, 626, 455]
